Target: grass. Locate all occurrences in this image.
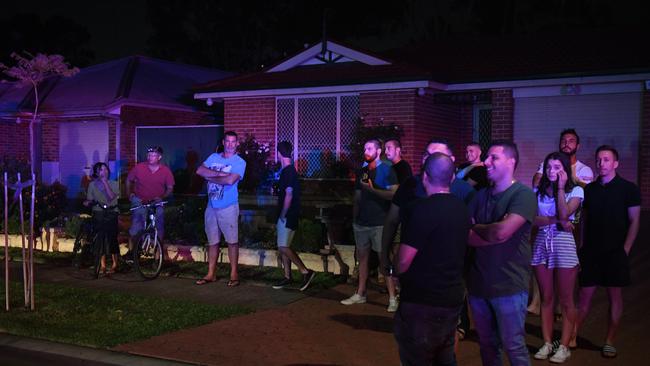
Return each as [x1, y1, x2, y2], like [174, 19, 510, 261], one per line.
[0, 281, 252, 348]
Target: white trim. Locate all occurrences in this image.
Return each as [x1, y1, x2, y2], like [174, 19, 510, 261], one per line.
[445, 73, 650, 91]
[135, 124, 223, 129]
[267, 41, 390, 73]
[336, 95, 341, 159]
[293, 99, 299, 162]
[195, 80, 430, 99]
[274, 98, 279, 163]
[512, 81, 643, 98]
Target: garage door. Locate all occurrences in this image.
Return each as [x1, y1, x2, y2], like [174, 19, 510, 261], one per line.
[514, 92, 641, 186]
[59, 121, 109, 198]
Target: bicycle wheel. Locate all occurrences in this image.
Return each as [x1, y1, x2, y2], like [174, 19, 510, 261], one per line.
[133, 232, 163, 280]
[72, 220, 92, 268]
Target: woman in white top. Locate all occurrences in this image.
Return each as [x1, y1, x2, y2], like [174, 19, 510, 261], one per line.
[532, 152, 583, 363]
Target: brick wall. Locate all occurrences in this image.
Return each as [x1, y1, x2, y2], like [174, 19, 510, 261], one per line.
[119, 105, 209, 168]
[0, 121, 30, 160]
[640, 91, 650, 210]
[491, 89, 514, 141]
[360, 89, 469, 173]
[224, 97, 276, 156]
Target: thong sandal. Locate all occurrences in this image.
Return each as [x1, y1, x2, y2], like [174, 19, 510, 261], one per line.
[227, 279, 240, 287]
[602, 344, 617, 358]
[195, 278, 216, 285]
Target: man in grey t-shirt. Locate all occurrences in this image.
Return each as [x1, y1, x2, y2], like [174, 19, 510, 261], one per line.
[468, 140, 537, 366]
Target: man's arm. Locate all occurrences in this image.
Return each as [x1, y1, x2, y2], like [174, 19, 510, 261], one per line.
[470, 213, 527, 245]
[280, 188, 292, 219]
[623, 206, 641, 255]
[353, 190, 361, 221]
[196, 165, 241, 185]
[397, 243, 417, 274]
[359, 180, 398, 200]
[380, 203, 400, 267]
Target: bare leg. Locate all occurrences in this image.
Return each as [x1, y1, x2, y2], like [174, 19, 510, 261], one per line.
[528, 277, 541, 315]
[357, 247, 370, 295]
[203, 244, 219, 281]
[100, 255, 107, 272]
[534, 265, 555, 343]
[574, 286, 597, 346]
[279, 247, 308, 278]
[605, 287, 624, 346]
[110, 254, 118, 271]
[228, 243, 239, 281]
[556, 267, 578, 347]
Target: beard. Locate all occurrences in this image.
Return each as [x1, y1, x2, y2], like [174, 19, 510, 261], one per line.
[561, 146, 577, 156]
[364, 153, 378, 163]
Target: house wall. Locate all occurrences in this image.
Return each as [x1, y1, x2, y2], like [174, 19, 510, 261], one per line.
[0, 121, 30, 161]
[223, 97, 276, 157]
[641, 90, 650, 210]
[491, 89, 515, 141]
[119, 105, 210, 169]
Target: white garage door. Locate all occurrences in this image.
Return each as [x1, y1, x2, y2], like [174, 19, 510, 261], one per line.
[514, 92, 641, 186]
[59, 121, 109, 198]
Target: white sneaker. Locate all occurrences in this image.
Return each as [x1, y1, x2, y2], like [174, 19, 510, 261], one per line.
[534, 342, 554, 360]
[340, 293, 367, 305]
[550, 345, 571, 363]
[387, 297, 398, 312]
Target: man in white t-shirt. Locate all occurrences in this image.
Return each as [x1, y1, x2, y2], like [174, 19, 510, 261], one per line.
[532, 128, 594, 188]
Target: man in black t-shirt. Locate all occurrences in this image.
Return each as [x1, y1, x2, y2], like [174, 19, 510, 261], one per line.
[467, 140, 536, 366]
[394, 152, 471, 366]
[456, 142, 488, 190]
[271, 141, 315, 291]
[573, 145, 641, 358]
[385, 138, 413, 184]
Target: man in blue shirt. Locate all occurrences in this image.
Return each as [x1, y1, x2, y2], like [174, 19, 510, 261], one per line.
[195, 131, 246, 287]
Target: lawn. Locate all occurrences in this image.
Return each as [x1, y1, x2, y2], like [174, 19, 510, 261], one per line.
[0, 281, 251, 348]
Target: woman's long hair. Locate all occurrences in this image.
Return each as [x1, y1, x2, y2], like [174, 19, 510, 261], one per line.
[537, 151, 576, 199]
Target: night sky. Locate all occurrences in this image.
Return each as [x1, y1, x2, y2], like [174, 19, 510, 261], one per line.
[2, 0, 649, 72]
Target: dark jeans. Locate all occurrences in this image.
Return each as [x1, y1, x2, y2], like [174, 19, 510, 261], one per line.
[469, 291, 531, 366]
[394, 301, 461, 366]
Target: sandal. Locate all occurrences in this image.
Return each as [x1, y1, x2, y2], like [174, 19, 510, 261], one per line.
[227, 279, 240, 287]
[195, 278, 216, 285]
[601, 344, 617, 358]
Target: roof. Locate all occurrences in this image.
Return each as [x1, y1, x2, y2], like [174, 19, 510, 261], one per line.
[194, 62, 431, 93]
[0, 56, 234, 116]
[390, 28, 650, 84]
[195, 29, 650, 96]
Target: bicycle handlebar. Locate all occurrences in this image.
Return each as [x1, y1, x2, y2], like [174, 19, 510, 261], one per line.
[86, 200, 118, 211]
[130, 200, 168, 211]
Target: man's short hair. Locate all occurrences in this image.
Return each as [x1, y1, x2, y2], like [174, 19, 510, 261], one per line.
[224, 131, 238, 139]
[277, 141, 293, 158]
[385, 138, 401, 149]
[365, 138, 382, 150]
[423, 152, 455, 187]
[426, 138, 453, 156]
[488, 140, 520, 169]
[147, 146, 163, 155]
[560, 128, 580, 144]
[595, 144, 619, 161]
[468, 141, 481, 149]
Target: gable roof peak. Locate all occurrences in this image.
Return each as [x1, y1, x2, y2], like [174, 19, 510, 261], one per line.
[266, 39, 390, 73]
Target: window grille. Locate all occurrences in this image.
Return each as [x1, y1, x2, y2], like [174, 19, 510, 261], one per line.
[276, 95, 359, 177]
[473, 105, 492, 159]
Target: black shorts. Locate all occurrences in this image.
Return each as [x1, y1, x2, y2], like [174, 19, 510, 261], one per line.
[578, 248, 630, 287]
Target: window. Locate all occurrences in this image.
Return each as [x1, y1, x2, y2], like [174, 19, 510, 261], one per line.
[473, 104, 492, 159]
[276, 95, 359, 177]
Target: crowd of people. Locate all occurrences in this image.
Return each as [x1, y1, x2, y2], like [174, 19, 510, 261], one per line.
[84, 128, 640, 366]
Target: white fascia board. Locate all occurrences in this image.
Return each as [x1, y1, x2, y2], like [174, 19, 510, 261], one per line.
[444, 73, 650, 91]
[513, 81, 644, 98]
[267, 41, 390, 72]
[194, 80, 433, 100]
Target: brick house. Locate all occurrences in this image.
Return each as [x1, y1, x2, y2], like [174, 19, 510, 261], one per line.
[0, 56, 233, 197]
[194, 36, 650, 210]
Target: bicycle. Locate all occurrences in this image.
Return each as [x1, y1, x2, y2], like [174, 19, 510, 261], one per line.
[71, 201, 118, 279]
[129, 201, 166, 280]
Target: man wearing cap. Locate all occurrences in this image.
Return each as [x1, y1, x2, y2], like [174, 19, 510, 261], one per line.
[126, 146, 175, 255]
